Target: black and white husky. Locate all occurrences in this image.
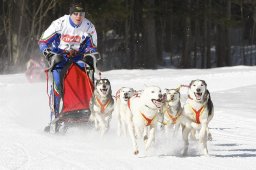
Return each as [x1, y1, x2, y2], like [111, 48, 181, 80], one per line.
[181, 79, 214, 156]
[89, 79, 114, 136]
[160, 88, 182, 136]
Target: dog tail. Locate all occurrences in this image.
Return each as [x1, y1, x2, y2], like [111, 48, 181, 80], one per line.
[207, 90, 213, 116]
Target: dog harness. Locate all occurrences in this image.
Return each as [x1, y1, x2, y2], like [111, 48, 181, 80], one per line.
[164, 108, 181, 125]
[127, 93, 156, 126]
[189, 104, 205, 124]
[128, 100, 156, 126]
[115, 88, 121, 100]
[95, 97, 112, 113]
[140, 112, 157, 126]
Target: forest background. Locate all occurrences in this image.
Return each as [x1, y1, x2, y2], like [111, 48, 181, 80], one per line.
[0, 0, 256, 73]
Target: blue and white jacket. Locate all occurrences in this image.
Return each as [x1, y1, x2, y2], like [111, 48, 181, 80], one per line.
[38, 15, 97, 55]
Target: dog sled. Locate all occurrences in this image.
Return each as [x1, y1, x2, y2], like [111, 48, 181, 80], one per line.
[44, 52, 101, 133]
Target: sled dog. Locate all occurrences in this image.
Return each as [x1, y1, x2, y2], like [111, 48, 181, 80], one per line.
[115, 87, 135, 137]
[181, 79, 214, 156]
[161, 88, 182, 136]
[89, 79, 114, 135]
[128, 86, 163, 155]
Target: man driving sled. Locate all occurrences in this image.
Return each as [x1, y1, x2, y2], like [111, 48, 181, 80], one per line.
[38, 0, 97, 132]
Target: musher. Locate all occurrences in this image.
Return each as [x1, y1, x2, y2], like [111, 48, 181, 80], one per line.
[38, 0, 97, 120]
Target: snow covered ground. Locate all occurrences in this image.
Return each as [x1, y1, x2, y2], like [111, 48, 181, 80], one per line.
[0, 66, 256, 170]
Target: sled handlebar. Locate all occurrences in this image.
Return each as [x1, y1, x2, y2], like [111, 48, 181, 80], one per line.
[44, 51, 102, 75]
[44, 52, 62, 72]
[83, 52, 101, 75]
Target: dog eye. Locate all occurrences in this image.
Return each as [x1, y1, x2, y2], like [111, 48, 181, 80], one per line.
[151, 91, 155, 93]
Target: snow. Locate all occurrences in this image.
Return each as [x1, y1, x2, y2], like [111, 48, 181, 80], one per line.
[1, 66, 256, 170]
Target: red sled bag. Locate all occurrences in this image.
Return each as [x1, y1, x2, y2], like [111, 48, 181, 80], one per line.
[59, 61, 94, 123]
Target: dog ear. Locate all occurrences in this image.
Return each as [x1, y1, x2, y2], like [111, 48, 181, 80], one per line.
[175, 90, 181, 96]
[203, 90, 209, 100]
[175, 86, 181, 92]
[163, 93, 167, 102]
[106, 79, 111, 85]
[96, 79, 100, 85]
[116, 88, 121, 97]
[201, 80, 207, 87]
[189, 80, 195, 87]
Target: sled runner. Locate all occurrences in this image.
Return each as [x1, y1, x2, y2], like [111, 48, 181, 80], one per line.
[44, 52, 101, 133]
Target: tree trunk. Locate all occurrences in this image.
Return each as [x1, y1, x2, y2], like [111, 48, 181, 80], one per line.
[143, 0, 157, 68]
[206, 0, 211, 68]
[181, 0, 191, 68]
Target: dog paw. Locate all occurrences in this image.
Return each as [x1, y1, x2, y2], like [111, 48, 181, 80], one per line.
[202, 148, 209, 156]
[134, 150, 139, 155]
[181, 148, 188, 156]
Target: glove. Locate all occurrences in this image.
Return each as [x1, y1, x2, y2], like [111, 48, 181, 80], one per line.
[43, 48, 63, 69]
[83, 54, 94, 69]
[43, 48, 55, 61]
[49, 54, 63, 66]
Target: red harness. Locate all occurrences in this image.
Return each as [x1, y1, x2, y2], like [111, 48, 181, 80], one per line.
[165, 109, 180, 124]
[190, 105, 205, 124]
[96, 97, 111, 113]
[140, 112, 156, 126]
[128, 93, 155, 126]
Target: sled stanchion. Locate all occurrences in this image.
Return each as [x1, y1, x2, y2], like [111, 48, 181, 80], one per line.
[45, 70, 51, 110]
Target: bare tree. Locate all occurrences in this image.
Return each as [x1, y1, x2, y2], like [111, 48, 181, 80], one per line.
[181, 0, 192, 68]
[0, 0, 60, 72]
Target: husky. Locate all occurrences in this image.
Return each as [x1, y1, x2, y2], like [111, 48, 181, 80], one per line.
[115, 87, 135, 137]
[89, 79, 114, 136]
[160, 88, 182, 136]
[128, 86, 163, 155]
[181, 79, 214, 156]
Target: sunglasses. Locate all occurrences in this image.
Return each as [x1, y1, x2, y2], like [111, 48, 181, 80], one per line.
[73, 12, 85, 17]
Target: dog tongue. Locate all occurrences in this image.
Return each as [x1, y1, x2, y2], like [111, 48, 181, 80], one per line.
[101, 89, 108, 94]
[153, 99, 162, 108]
[195, 93, 202, 100]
